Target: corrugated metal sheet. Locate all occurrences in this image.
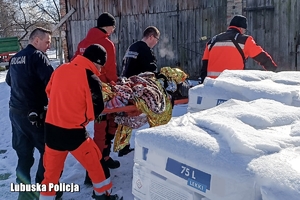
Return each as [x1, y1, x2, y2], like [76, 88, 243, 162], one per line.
[64, 0, 227, 77]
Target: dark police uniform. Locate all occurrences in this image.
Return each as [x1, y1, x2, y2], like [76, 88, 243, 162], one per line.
[5, 44, 53, 193]
[121, 41, 157, 77]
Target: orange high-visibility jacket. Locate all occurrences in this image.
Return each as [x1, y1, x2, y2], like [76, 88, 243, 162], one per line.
[73, 27, 118, 83]
[200, 27, 277, 81]
[45, 55, 104, 129]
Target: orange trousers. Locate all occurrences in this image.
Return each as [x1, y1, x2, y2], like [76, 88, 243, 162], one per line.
[40, 138, 112, 198]
[93, 114, 118, 159]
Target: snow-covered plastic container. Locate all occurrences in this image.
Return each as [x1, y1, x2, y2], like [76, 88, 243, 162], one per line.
[132, 98, 300, 200]
[188, 70, 300, 112]
[132, 140, 258, 200]
[132, 70, 300, 200]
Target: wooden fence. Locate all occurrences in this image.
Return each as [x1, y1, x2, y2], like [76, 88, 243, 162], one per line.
[62, 0, 300, 76]
[64, 0, 227, 77]
[243, 0, 300, 71]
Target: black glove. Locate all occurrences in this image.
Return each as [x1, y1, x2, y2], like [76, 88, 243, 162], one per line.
[28, 110, 46, 128]
[155, 73, 169, 89]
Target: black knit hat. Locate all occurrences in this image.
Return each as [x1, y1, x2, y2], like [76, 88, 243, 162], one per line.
[97, 12, 116, 28]
[229, 15, 247, 29]
[83, 44, 107, 66]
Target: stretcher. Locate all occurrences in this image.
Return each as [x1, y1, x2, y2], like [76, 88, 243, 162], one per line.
[103, 98, 188, 114]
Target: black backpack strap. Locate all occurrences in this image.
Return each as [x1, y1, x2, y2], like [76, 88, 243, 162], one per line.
[209, 33, 245, 65]
[208, 36, 218, 51]
[231, 33, 246, 63]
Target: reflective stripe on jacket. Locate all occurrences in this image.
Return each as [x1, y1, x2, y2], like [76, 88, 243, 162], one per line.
[200, 27, 277, 81]
[40, 139, 112, 199]
[207, 71, 222, 78]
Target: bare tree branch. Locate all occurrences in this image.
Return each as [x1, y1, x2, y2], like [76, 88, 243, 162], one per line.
[52, 0, 61, 21]
[0, 0, 60, 38]
[31, 0, 60, 23]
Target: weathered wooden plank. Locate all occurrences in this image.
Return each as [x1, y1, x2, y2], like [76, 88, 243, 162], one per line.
[116, 15, 135, 74]
[182, 11, 190, 72]
[180, 0, 188, 10]
[191, 9, 198, 75]
[147, 0, 180, 13]
[257, 0, 264, 7]
[93, 0, 99, 19]
[191, 8, 200, 75]
[177, 10, 186, 73]
[273, 0, 281, 68]
[297, 0, 300, 70]
[279, 0, 289, 70]
[263, 1, 276, 68]
[245, 0, 300, 71]
[289, 0, 296, 70]
[64, 0, 231, 77]
[246, 0, 257, 7]
[67, 0, 76, 20]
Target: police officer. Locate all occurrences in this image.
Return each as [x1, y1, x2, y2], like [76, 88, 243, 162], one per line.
[119, 26, 160, 156]
[6, 27, 54, 200]
[121, 26, 160, 78]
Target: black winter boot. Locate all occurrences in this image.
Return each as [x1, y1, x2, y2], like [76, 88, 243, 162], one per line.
[18, 191, 35, 200]
[92, 192, 123, 200]
[118, 145, 134, 157]
[105, 157, 120, 169]
[84, 171, 93, 186]
[55, 191, 63, 200]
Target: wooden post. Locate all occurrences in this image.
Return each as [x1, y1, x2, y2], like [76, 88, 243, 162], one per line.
[52, 7, 76, 64]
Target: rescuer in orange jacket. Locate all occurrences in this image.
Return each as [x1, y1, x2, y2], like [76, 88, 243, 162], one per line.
[73, 13, 118, 84]
[73, 13, 120, 185]
[200, 15, 277, 82]
[40, 44, 122, 200]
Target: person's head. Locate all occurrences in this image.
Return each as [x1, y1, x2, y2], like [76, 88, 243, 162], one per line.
[229, 15, 247, 34]
[141, 26, 160, 48]
[83, 44, 107, 71]
[97, 12, 116, 35]
[29, 27, 52, 52]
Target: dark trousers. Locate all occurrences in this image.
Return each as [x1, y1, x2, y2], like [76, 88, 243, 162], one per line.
[9, 108, 45, 185]
[93, 114, 118, 159]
